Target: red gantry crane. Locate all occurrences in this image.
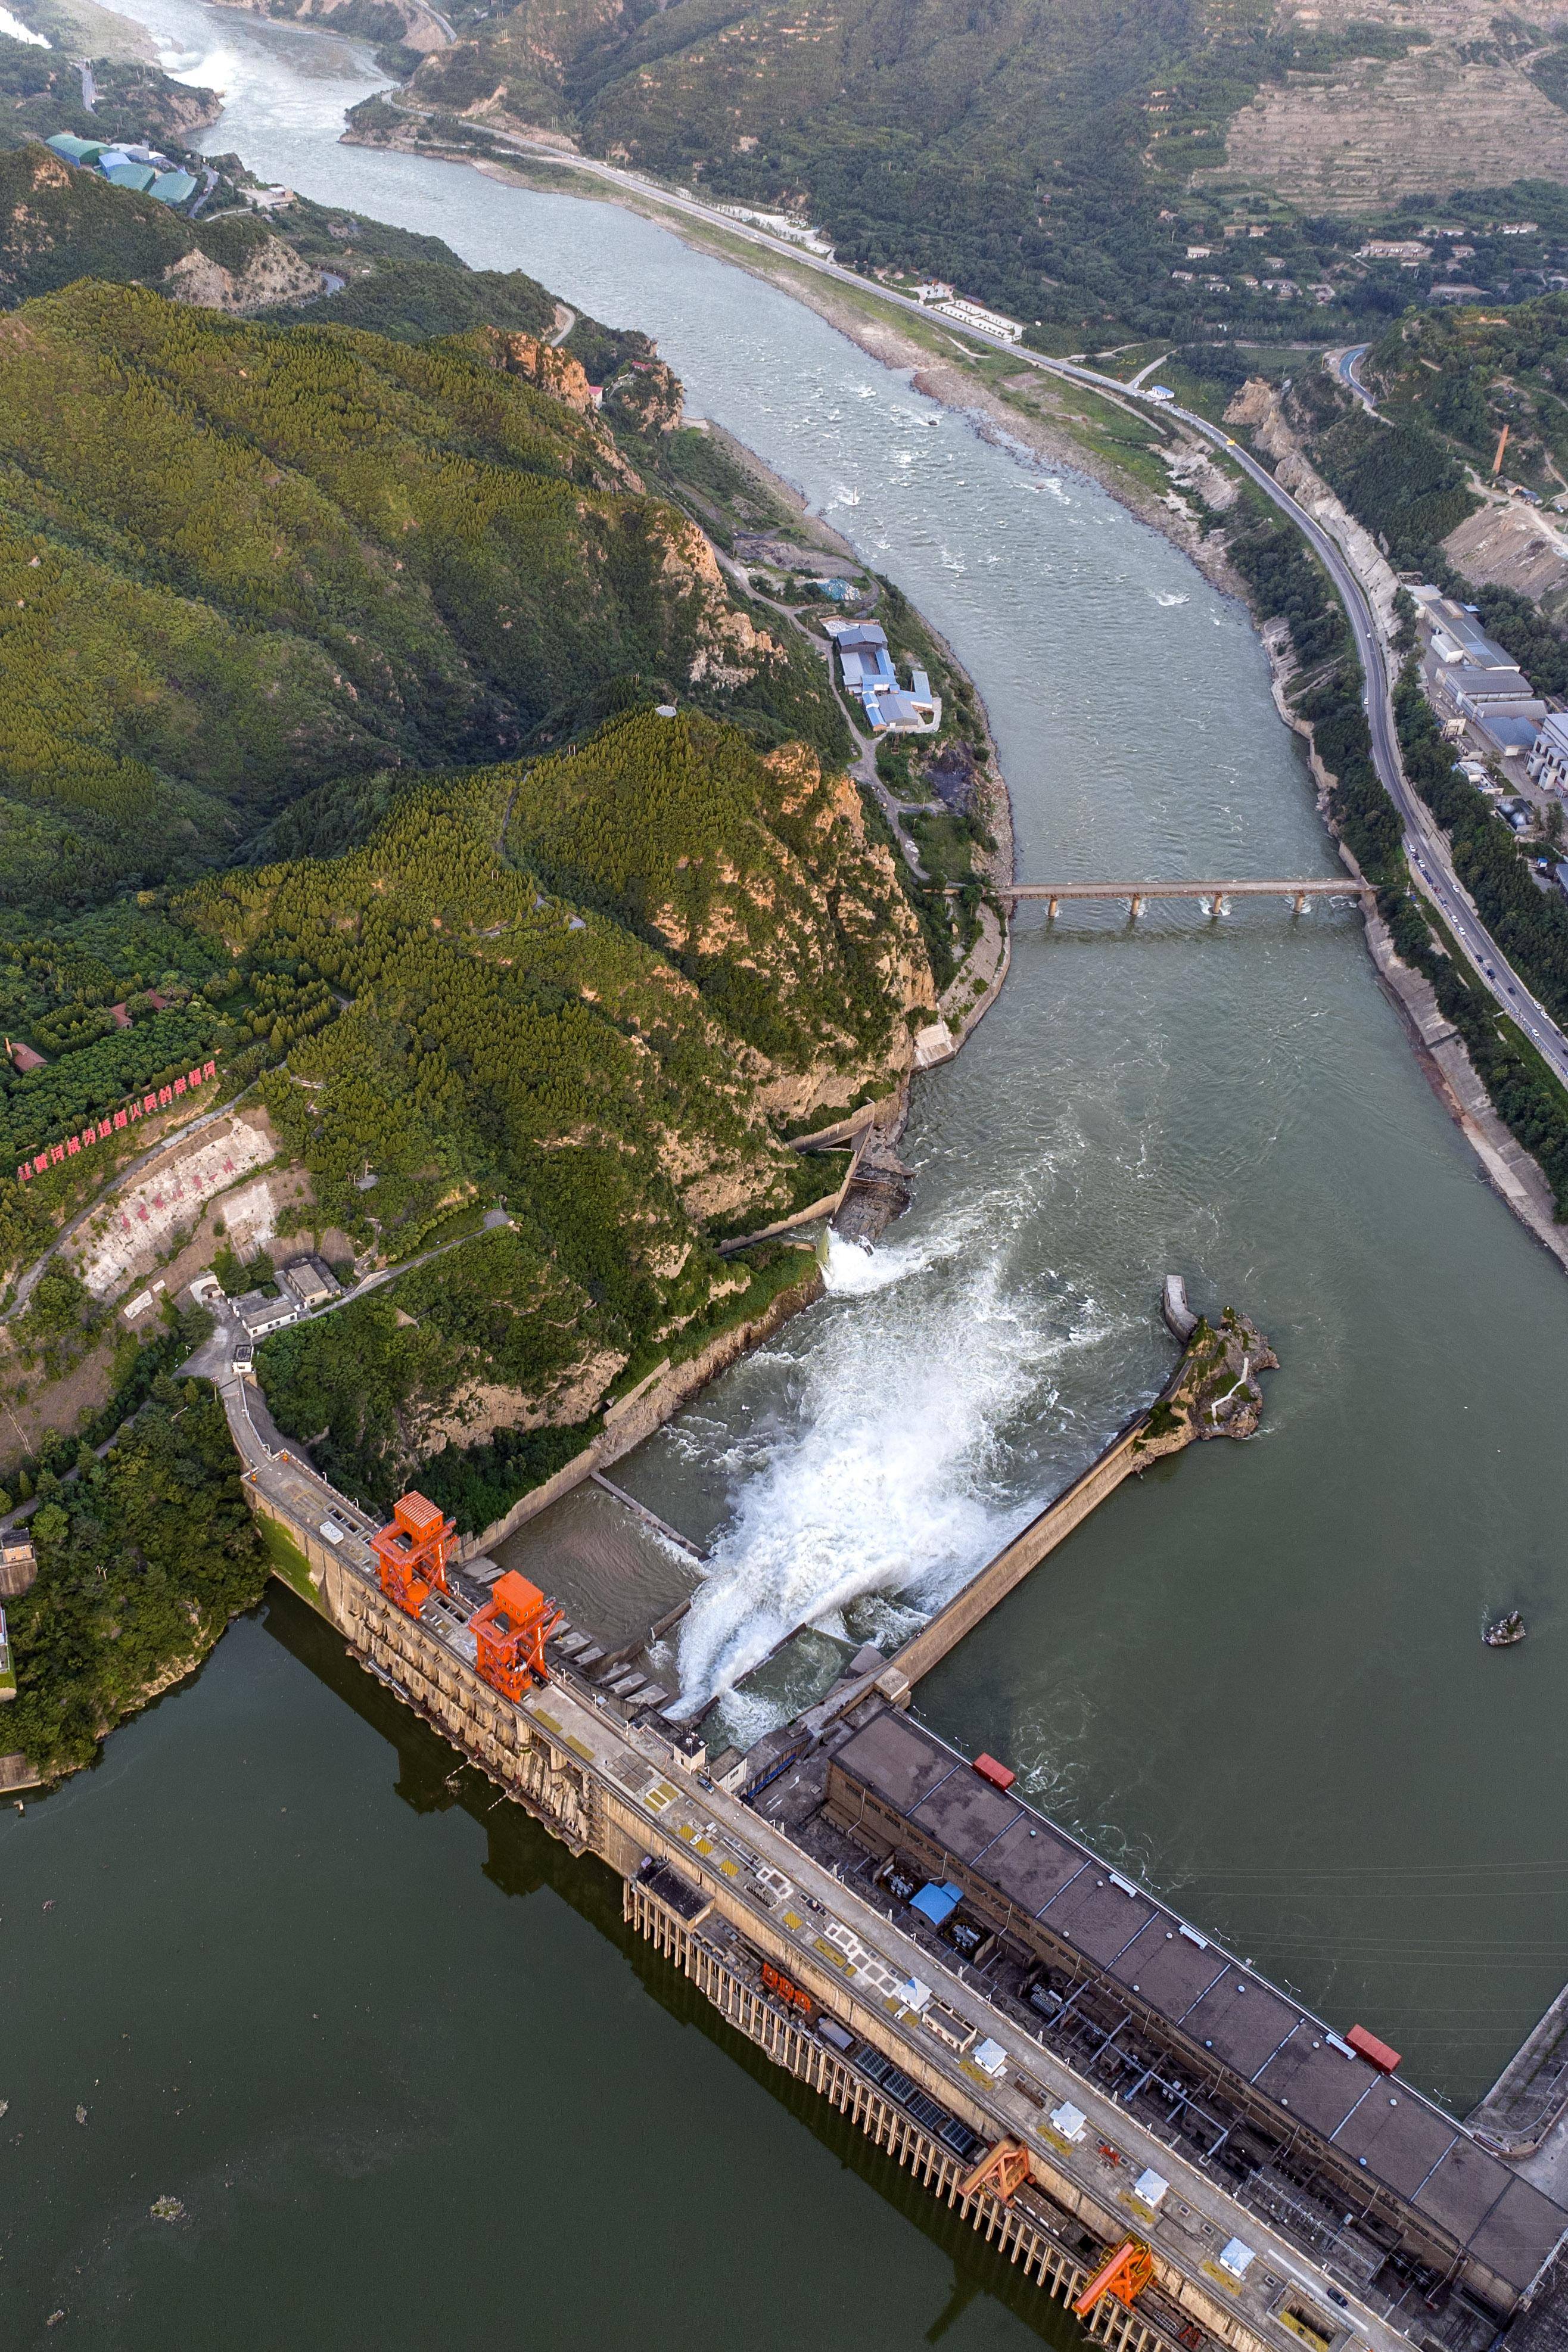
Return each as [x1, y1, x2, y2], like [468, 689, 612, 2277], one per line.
[471, 1570, 562, 1701]
[370, 1491, 455, 1618]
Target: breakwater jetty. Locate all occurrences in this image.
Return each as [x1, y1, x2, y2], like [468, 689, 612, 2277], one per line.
[888, 1295, 1277, 1690]
[220, 1367, 1568, 2352]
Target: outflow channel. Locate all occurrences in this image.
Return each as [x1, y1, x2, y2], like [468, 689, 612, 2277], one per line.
[1, 1, 1564, 2335]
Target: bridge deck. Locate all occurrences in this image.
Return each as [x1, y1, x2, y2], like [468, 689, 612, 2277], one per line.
[1004, 879, 1368, 899]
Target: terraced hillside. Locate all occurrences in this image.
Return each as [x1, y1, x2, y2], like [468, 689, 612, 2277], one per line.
[1210, 0, 1568, 211]
[327, 0, 1568, 337]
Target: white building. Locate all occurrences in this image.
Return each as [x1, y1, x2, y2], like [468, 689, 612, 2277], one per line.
[931, 297, 1025, 344]
[1529, 713, 1568, 792]
[715, 206, 833, 256]
[235, 1288, 300, 1339]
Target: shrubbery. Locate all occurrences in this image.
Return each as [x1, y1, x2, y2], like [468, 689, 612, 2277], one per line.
[7, 1390, 264, 1777]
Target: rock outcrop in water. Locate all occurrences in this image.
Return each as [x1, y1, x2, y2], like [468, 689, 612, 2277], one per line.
[1133, 1306, 1278, 1464]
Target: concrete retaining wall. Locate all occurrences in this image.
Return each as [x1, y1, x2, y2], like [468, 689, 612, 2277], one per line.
[889, 1408, 1152, 1687]
[455, 1261, 825, 1560]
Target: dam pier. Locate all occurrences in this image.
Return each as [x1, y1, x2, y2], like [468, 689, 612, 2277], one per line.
[221, 1327, 1568, 2352]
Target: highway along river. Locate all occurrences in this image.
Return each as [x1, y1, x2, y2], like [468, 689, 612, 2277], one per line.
[4, 5, 1567, 2339]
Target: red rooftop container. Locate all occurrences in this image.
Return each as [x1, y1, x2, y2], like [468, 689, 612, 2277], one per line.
[1347, 2025, 1401, 2074]
[973, 1753, 1016, 1792]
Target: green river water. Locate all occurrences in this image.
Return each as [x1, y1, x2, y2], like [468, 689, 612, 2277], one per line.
[1, 8, 1564, 2339]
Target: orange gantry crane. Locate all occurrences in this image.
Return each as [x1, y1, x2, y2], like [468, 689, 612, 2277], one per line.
[471, 1570, 562, 1700]
[1072, 2237, 1156, 2322]
[370, 1491, 455, 1618]
[959, 2138, 1032, 2205]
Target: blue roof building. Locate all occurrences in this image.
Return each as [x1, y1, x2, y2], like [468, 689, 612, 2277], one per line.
[910, 1880, 963, 1928]
[827, 618, 941, 734]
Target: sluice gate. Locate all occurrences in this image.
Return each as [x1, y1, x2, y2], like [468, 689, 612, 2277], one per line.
[625, 1871, 1189, 2352]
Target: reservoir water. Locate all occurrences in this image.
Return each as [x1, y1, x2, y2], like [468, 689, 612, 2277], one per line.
[4, 5, 1567, 2337]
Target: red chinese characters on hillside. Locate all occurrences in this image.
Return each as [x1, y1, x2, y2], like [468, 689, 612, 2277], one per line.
[14, 1060, 218, 1184]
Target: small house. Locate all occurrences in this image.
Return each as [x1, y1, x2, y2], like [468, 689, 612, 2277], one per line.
[235, 1289, 300, 1339]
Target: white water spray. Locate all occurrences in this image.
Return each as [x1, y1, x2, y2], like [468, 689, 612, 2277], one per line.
[673, 1207, 1115, 1715]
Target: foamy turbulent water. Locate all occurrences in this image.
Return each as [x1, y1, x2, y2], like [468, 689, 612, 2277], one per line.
[77, 0, 1568, 2094]
[671, 1225, 1106, 1709]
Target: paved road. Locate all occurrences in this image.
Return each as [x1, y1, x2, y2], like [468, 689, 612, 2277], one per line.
[1151, 402, 1568, 1090]
[488, 137, 1568, 1082]
[1330, 343, 1376, 412]
[185, 1205, 516, 1377]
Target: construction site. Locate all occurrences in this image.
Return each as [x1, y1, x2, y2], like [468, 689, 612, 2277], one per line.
[219, 1312, 1568, 2352]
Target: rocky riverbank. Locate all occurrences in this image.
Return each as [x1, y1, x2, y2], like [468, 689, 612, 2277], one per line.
[1133, 1308, 1280, 1464]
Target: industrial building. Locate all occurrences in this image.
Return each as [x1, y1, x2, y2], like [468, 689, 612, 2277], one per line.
[1529, 714, 1568, 794]
[826, 620, 941, 732]
[817, 1708, 1566, 2325]
[44, 131, 197, 206]
[219, 1398, 1568, 2352]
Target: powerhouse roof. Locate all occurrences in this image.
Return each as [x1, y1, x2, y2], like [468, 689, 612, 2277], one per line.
[832, 1708, 1568, 2298]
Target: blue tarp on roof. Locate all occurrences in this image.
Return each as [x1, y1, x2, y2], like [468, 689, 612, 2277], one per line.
[910, 1880, 963, 1927]
[148, 170, 197, 204]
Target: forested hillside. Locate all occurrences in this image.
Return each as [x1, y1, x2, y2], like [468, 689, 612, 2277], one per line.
[188, 712, 933, 1504]
[0, 277, 842, 911]
[0, 43, 218, 158]
[1361, 294, 1568, 511]
[0, 216, 950, 1773]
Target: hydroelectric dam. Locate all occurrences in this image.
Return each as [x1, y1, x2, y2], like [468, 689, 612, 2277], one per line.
[220, 1318, 1568, 2352]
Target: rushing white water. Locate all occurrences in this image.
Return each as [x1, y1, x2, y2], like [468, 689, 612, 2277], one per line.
[673, 1215, 1120, 1709]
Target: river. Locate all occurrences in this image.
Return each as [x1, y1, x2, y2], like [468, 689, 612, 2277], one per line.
[3, 5, 1566, 2339]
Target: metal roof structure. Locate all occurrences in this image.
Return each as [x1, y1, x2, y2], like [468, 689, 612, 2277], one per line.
[826, 1707, 1568, 2309]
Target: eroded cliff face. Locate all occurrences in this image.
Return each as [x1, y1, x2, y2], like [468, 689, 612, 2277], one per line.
[603, 357, 683, 437]
[162, 237, 322, 315]
[489, 325, 601, 417]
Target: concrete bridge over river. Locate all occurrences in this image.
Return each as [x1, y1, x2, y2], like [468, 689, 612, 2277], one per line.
[1003, 879, 1371, 917]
